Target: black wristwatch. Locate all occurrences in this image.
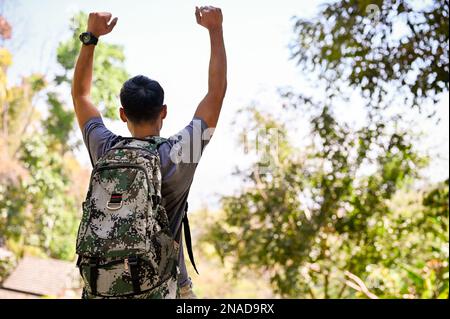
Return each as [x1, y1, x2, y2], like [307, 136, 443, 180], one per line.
[79, 32, 98, 46]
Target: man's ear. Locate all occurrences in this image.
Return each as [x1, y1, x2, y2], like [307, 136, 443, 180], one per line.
[119, 107, 127, 122]
[161, 105, 168, 120]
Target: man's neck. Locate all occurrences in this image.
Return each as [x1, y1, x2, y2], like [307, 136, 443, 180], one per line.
[129, 125, 160, 138]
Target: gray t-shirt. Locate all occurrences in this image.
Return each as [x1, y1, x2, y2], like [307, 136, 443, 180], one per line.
[82, 116, 210, 287]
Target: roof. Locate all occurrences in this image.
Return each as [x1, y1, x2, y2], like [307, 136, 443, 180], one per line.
[1, 256, 80, 298]
[0, 288, 39, 299]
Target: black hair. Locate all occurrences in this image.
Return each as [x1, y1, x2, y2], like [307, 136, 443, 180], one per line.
[120, 75, 165, 123]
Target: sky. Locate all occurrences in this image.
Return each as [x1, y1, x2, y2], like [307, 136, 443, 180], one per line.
[4, 0, 449, 211]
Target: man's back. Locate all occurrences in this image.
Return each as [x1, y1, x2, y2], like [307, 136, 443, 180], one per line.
[82, 116, 210, 293]
[83, 116, 210, 236]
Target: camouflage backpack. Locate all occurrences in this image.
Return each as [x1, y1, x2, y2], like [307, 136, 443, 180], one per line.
[75, 137, 179, 298]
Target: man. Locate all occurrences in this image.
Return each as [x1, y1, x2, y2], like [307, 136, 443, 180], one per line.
[72, 6, 226, 298]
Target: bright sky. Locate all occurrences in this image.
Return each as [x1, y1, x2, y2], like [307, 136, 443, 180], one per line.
[5, 0, 449, 211]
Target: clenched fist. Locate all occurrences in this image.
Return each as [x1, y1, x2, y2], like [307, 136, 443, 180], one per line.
[87, 12, 118, 38]
[195, 6, 223, 31]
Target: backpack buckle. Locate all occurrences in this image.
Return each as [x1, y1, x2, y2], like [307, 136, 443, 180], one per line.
[128, 256, 138, 266]
[124, 256, 138, 272]
[88, 257, 98, 267]
[151, 195, 161, 209]
[125, 256, 141, 294]
[107, 193, 123, 211]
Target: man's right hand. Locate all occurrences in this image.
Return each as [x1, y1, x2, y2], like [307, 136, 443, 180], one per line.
[87, 12, 118, 38]
[195, 6, 223, 31]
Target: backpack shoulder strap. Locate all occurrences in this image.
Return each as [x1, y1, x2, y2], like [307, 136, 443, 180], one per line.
[182, 202, 199, 275]
[151, 136, 168, 148]
[141, 137, 167, 154]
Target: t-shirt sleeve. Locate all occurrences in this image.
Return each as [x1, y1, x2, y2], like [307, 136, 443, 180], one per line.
[159, 117, 213, 198]
[82, 117, 120, 166]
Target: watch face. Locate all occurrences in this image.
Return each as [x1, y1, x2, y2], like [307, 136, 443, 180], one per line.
[82, 34, 91, 43]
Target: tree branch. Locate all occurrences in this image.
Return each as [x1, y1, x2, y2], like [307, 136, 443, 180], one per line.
[344, 270, 378, 299]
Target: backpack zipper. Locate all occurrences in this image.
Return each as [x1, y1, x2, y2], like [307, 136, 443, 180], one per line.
[106, 145, 159, 157]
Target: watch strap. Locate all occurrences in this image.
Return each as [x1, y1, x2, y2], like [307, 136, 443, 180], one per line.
[79, 32, 98, 46]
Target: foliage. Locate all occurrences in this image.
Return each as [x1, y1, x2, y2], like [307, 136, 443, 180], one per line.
[205, 106, 449, 298]
[56, 12, 129, 119]
[44, 92, 75, 152]
[0, 248, 15, 283]
[180, 209, 277, 298]
[2, 139, 77, 260]
[291, 0, 449, 112]
[0, 45, 81, 260]
[1, 10, 128, 265]
[205, 0, 448, 298]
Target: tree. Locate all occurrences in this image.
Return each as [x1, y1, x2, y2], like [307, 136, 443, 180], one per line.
[204, 106, 449, 298]
[1, 11, 129, 263]
[291, 0, 449, 113]
[204, 0, 449, 298]
[0, 22, 82, 260]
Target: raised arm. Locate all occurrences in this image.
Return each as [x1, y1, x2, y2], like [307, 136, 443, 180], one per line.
[71, 12, 118, 129]
[194, 6, 227, 129]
